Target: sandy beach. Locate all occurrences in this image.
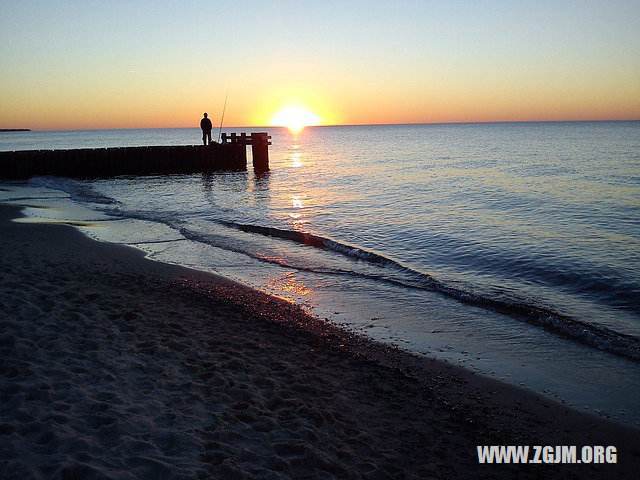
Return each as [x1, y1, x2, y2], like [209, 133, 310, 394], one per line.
[1, 202, 638, 479]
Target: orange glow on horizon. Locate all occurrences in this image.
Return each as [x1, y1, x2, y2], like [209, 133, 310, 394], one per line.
[1, 79, 638, 131]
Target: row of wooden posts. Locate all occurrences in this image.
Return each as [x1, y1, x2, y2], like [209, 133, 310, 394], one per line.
[0, 132, 271, 180]
[221, 132, 271, 173]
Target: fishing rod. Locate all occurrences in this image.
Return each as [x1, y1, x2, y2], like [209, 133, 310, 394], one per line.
[217, 92, 228, 143]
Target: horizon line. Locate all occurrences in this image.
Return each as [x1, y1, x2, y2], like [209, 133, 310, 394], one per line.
[4, 118, 640, 132]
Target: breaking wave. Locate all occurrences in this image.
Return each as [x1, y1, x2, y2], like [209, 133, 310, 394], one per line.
[208, 219, 640, 362]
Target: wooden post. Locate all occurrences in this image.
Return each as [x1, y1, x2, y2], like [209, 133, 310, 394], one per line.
[251, 132, 270, 172]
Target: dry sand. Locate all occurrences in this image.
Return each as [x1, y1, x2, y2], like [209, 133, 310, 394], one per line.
[0, 203, 638, 479]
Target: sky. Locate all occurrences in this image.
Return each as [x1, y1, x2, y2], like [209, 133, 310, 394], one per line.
[1, 0, 639, 130]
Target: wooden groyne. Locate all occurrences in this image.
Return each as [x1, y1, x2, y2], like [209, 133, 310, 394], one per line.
[221, 132, 271, 172]
[0, 132, 271, 179]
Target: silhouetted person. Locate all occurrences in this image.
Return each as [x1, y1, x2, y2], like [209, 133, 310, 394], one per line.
[200, 113, 213, 145]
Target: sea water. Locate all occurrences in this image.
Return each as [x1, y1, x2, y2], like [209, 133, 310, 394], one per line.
[1, 122, 639, 425]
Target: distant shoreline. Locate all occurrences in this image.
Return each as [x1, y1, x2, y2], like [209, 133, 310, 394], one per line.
[0, 129, 30, 132]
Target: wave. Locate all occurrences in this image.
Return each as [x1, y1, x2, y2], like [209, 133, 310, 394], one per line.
[28, 176, 118, 205]
[213, 219, 640, 362]
[218, 220, 402, 265]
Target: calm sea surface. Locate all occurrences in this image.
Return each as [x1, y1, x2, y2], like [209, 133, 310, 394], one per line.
[2, 122, 639, 424]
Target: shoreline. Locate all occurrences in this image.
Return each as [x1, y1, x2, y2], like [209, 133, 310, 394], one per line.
[1, 202, 639, 478]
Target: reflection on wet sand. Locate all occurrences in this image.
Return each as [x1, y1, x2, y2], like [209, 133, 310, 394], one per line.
[267, 271, 312, 297]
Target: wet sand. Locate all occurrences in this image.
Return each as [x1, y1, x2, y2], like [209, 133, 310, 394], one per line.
[0, 203, 638, 479]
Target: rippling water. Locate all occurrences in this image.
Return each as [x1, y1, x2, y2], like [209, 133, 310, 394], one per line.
[2, 122, 639, 423]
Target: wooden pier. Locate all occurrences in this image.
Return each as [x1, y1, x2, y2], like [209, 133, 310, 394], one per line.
[0, 132, 271, 180]
[221, 132, 271, 173]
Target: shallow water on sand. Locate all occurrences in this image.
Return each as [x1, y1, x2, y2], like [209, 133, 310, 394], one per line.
[2, 122, 639, 425]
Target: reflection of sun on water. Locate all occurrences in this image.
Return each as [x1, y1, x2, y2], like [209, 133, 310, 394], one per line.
[292, 196, 304, 209]
[290, 151, 303, 168]
[271, 105, 320, 134]
[289, 195, 304, 219]
[288, 143, 304, 168]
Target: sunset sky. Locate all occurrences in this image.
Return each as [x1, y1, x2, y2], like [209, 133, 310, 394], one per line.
[1, 0, 639, 130]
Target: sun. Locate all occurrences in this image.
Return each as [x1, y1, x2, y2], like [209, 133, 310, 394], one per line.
[270, 105, 320, 134]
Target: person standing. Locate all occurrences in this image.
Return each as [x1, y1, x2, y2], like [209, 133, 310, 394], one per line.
[200, 113, 213, 145]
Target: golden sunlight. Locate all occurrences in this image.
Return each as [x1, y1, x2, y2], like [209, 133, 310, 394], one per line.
[270, 105, 320, 133]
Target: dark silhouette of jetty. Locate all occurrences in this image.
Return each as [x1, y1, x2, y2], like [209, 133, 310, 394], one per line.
[0, 132, 271, 179]
[0, 129, 31, 132]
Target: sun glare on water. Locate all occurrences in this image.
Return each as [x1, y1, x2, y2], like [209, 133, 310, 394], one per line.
[271, 105, 320, 134]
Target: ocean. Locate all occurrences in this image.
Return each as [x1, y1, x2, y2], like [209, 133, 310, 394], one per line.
[1, 122, 639, 424]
